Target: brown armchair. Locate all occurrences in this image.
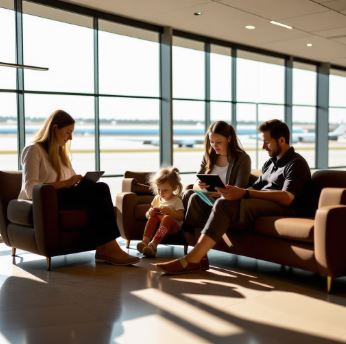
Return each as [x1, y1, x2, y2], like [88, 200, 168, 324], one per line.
[115, 171, 188, 253]
[0, 171, 101, 270]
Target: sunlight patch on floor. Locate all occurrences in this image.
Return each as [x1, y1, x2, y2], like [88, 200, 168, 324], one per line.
[131, 288, 243, 336]
[185, 290, 346, 341]
[115, 314, 210, 344]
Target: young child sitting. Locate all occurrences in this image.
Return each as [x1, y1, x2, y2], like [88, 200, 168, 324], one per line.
[137, 167, 184, 258]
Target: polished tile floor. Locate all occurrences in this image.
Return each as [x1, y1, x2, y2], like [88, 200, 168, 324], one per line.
[0, 240, 345, 344]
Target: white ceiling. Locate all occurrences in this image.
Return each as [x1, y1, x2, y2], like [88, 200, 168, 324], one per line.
[62, 0, 346, 67]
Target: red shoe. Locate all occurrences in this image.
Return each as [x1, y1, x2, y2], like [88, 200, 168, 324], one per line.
[156, 256, 209, 275]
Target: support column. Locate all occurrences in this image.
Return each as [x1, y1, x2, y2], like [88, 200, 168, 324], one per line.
[285, 57, 293, 141]
[231, 48, 237, 128]
[205, 42, 211, 131]
[15, 0, 25, 169]
[316, 63, 330, 169]
[93, 17, 100, 171]
[160, 27, 173, 166]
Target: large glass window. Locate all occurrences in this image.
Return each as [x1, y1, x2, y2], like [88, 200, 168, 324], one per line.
[23, 2, 94, 93]
[24, 94, 95, 173]
[0, 93, 17, 169]
[0, 0, 16, 89]
[237, 51, 285, 104]
[237, 51, 285, 169]
[99, 20, 159, 97]
[210, 45, 231, 101]
[329, 69, 346, 167]
[98, 20, 160, 175]
[173, 37, 205, 100]
[210, 45, 232, 123]
[292, 62, 317, 168]
[99, 97, 160, 174]
[172, 100, 205, 172]
[173, 37, 205, 172]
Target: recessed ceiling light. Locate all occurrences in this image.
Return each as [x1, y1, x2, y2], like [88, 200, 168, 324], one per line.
[306, 43, 312, 47]
[270, 20, 293, 30]
[245, 25, 256, 30]
[194, 11, 202, 16]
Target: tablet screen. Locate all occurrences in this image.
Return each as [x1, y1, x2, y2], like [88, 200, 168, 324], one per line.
[196, 174, 225, 191]
[83, 171, 105, 183]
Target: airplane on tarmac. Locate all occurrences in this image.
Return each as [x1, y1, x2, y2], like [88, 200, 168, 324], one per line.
[0, 123, 345, 147]
[291, 124, 346, 143]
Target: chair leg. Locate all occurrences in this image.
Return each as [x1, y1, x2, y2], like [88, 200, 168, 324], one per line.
[46, 257, 51, 271]
[12, 247, 16, 256]
[184, 244, 188, 255]
[126, 240, 130, 249]
[327, 275, 333, 293]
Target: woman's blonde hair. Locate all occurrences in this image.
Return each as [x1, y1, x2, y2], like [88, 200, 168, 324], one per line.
[33, 109, 75, 181]
[149, 167, 183, 197]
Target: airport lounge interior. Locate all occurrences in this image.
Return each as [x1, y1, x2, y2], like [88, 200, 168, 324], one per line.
[1, 0, 346, 343]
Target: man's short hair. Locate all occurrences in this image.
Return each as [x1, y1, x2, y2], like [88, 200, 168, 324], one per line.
[258, 119, 290, 144]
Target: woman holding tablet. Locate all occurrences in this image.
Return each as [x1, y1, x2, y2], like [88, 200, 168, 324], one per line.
[18, 109, 139, 266]
[182, 121, 251, 242]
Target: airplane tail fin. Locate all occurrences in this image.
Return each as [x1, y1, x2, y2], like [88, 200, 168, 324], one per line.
[330, 124, 346, 136]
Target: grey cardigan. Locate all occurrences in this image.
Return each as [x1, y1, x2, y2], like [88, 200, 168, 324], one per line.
[197, 151, 251, 188]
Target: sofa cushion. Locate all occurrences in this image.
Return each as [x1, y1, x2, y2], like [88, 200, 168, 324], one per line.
[7, 199, 33, 227]
[58, 210, 89, 231]
[132, 179, 153, 195]
[255, 216, 314, 243]
[134, 204, 151, 220]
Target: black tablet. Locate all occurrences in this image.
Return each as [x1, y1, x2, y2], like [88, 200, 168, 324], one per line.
[83, 171, 105, 183]
[196, 174, 226, 191]
[77, 171, 104, 187]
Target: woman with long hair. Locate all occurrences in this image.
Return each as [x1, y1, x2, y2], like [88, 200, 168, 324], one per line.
[182, 120, 251, 248]
[18, 109, 139, 266]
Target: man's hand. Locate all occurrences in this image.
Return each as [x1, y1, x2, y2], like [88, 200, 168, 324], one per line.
[216, 185, 246, 200]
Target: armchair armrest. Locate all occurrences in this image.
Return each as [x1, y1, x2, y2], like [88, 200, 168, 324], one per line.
[7, 199, 33, 226]
[116, 191, 153, 240]
[314, 204, 346, 277]
[122, 178, 135, 193]
[116, 191, 139, 239]
[32, 184, 60, 256]
[318, 188, 346, 208]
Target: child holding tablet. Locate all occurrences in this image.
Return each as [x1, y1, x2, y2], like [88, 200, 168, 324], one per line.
[137, 167, 184, 258]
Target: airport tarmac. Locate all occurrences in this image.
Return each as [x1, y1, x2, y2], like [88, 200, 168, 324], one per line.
[1, 135, 345, 194]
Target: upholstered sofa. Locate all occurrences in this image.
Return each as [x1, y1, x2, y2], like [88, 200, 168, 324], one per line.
[0, 171, 102, 270]
[202, 169, 346, 292]
[116, 170, 346, 292]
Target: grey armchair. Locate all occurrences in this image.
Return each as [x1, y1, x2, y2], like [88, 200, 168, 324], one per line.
[0, 171, 101, 270]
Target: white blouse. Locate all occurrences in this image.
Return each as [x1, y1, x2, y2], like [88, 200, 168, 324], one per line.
[18, 143, 75, 200]
[211, 163, 229, 185]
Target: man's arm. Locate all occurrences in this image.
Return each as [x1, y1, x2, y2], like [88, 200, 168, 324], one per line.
[217, 185, 294, 206]
[246, 188, 294, 206]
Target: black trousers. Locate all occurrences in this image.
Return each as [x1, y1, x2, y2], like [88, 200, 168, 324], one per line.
[56, 181, 119, 247]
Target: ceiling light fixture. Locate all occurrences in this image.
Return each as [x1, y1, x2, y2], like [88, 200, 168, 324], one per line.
[270, 20, 292, 30]
[306, 43, 312, 47]
[194, 11, 202, 16]
[245, 25, 256, 30]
